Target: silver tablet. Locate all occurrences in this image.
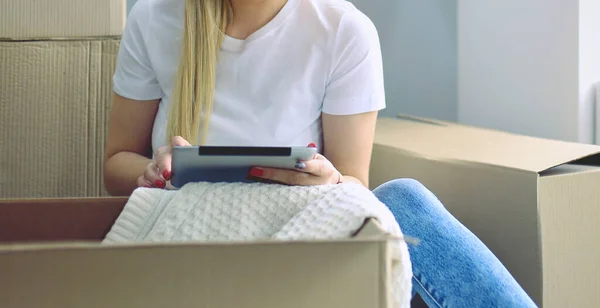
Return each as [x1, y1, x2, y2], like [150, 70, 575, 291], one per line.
[171, 146, 317, 187]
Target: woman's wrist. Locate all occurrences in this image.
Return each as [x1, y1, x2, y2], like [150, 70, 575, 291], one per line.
[104, 152, 153, 196]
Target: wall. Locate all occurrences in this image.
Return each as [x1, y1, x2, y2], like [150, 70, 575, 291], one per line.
[579, 0, 600, 97]
[579, 0, 600, 143]
[127, 0, 459, 122]
[127, 0, 136, 13]
[458, 1, 600, 143]
[350, 0, 458, 121]
[458, 0, 581, 142]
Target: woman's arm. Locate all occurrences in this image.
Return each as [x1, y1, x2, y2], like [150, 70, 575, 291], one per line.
[322, 111, 378, 187]
[103, 93, 159, 196]
[248, 111, 378, 187]
[249, 11, 383, 188]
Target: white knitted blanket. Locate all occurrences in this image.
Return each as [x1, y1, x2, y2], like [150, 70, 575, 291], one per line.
[103, 182, 412, 308]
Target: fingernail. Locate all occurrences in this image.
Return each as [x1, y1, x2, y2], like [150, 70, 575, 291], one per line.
[295, 161, 306, 169]
[155, 180, 166, 188]
[249, 167, 264, 177]
[162, 170, 172, 180]
[308, 143, 317, 148]
[144, 185, 152, 188]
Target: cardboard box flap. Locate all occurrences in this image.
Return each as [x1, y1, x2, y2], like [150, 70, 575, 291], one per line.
[0, 0, 126, 39]
[373, 115, 600, 173]
[353, 218, 392, 239]
[0, 198, 128, 243]
[0, 198, 393, 244]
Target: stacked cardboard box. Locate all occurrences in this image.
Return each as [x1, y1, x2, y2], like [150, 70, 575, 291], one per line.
[0, 0, 125, 198]
[371, 115, 600, 307]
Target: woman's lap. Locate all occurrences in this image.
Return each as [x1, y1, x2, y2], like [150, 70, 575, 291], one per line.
[373, 179, 536, 308]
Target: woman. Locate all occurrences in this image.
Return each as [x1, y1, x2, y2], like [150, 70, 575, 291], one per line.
[104, 0, 536, 307]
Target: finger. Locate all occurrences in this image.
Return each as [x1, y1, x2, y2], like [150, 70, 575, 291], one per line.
[250, 167, 325, 186]
[171, 136, 191, 147]
[307, 142, 318, 159]
[144, 163, 166, 188]
[295, 157, 334, 178]
[157, 137, 191, 181]
[137, 175, 152, 188]
[155, 147, 173, 181]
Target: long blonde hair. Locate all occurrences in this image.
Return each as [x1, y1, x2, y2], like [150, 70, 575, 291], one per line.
[167, 0, 231, 144]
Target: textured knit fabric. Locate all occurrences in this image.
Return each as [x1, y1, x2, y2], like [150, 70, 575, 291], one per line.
[103, 182, 412, 308]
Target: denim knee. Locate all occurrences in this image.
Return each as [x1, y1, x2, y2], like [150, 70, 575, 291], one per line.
[373, 178, 441, 212]
[375, 178, 423, 192]
[374, 178, 429, 198]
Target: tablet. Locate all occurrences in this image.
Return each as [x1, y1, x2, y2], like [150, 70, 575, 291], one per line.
[171, 146, 318, 187]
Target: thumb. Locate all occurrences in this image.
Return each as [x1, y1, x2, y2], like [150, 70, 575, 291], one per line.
[171, 136, 191, 147]
[158, 136, 190, 181]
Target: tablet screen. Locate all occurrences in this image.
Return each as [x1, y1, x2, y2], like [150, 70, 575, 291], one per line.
[197, 146, 292, 156]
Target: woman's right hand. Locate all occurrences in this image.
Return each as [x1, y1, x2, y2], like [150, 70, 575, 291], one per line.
[136, 136, 191, 189]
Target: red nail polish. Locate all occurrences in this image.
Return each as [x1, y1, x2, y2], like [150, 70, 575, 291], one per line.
[308, 143, 317, 148]
[144, 185, 152, 188]
[249, 167, 264, 177]
[163, 170, 172, 180]
[155, 180, 166, 188]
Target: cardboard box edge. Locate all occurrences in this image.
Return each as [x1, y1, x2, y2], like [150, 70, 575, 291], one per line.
[386, 115, 600, 173]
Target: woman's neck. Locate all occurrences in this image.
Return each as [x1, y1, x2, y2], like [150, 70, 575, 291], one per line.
[227, 0, 288, 39]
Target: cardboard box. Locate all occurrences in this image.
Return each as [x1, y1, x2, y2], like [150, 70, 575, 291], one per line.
[0, 39, 119, 199]
[370, 115, 600, 307]
[0, 198, 398, 308]
[0, 0, 126, 39]
[0, 0, 123, 199]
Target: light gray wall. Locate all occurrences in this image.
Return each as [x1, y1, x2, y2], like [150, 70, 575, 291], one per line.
[351, 0, 457, 121]
[127, 0, 458, 122]
[127, 0, 136, 13]
[457, 1, 588, 142]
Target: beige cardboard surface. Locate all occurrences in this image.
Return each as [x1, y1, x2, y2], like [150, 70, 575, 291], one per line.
[538, 166, 600, 308]
[0, 0, 126, 39]
[370, 115, 600, 307]
[0, 198, 395, 308]
[0, 39, 119, 199]
[0, 240, 391, 308]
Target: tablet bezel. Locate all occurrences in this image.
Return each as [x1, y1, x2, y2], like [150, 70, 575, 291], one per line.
[170, 146, 317, 187]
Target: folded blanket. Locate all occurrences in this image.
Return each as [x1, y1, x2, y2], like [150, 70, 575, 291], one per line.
[103, 182, 412, 308]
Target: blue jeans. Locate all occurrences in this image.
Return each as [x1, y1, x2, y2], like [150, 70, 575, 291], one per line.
[373, 179, 537, 308]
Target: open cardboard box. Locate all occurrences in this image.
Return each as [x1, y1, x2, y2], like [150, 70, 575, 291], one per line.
[0, 198, 399, 308]
[370, 114, 600, 307]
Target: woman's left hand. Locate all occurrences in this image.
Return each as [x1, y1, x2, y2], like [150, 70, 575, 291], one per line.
[248, 148, 342, 186]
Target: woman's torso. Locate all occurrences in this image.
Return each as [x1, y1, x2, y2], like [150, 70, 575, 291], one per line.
[122, 0, 379, 154]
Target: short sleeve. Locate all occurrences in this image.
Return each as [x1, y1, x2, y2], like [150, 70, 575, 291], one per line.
[322, 11, 386, 115]
[113, 0, 163, 100]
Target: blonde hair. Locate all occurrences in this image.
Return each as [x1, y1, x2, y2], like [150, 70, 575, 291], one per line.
[167, 0, 231, 144]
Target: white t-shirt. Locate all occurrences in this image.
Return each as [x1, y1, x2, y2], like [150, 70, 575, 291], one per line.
[113, 0, 385, 154]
